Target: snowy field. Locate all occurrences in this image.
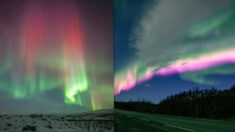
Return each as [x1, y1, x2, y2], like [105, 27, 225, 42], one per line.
[0, 109, 114, 132]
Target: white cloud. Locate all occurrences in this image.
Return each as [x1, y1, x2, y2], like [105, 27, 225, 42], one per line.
[130, 0, 234, 68]
[145, 84, 151, 88]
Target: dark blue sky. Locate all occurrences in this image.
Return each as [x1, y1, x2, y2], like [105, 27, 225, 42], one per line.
[114, 0, 235, 103]
[115, 73, 235, 103]
[114, 0, 152, 71]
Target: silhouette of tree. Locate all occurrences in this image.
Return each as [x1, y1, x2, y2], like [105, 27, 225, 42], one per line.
[115, 85, 235, 120]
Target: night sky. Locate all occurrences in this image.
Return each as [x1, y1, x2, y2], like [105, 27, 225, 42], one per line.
[114, 0, 235, 103]
[0, 0, 113, 114]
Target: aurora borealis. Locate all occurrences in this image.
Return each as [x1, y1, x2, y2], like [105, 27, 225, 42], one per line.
[0, 0, 113, 114]
[114, 0, 235, 102]
[115, 49, 235, 95]
[1, 0, 235, 114]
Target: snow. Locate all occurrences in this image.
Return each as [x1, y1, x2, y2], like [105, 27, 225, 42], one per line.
[0, 109, 114, 132]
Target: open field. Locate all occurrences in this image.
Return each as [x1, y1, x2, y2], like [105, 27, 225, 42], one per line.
[0, 109, 114, 132]
[115, 109, 235, 132]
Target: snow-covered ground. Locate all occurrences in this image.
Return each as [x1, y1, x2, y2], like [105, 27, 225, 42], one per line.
[0, 109, 114, 132]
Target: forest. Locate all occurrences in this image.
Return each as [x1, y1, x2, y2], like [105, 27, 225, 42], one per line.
[115, 85, 235, 120]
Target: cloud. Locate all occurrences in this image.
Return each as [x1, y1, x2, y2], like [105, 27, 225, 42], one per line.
[180, 63, 235, 85]
[115, 0, 235, 95]
[145, 84, 151, 88]
[130, 0, 234, 69]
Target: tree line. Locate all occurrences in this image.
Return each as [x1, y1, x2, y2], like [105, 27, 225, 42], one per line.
[115, 85, 235, 120]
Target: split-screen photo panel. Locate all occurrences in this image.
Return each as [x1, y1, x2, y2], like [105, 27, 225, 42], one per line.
[0, 0, 235, 132]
